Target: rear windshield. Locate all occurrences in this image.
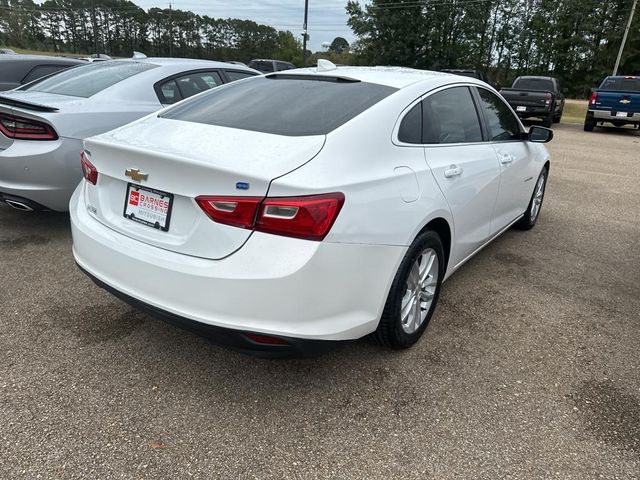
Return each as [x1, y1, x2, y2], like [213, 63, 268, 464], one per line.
[21, 61, 158, 97]
[160, 75, 397, 136]
[600, 77, 640, 92]
[513, 78, 554, 91]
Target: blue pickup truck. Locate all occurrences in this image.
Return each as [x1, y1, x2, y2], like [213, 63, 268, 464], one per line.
[584, 76, 640, 131]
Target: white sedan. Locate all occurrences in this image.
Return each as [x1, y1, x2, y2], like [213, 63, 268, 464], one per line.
[70, 64, 552, 357]
[0, 58, 257, 211]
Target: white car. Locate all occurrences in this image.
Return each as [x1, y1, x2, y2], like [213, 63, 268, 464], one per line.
[70, 64, 552, 357]
[0, 58, 258, 211]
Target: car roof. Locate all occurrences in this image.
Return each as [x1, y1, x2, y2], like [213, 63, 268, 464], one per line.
[133, 57, 255, 70]
[3, 57, 260, 104]
[515, 75, 555, 80]
[276, 66, 458, 89]
[0, 54, 84, 64]
[250, 59, 295, 66]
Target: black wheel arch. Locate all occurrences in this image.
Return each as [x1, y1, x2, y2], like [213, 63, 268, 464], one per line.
[416, 217, 451, 275]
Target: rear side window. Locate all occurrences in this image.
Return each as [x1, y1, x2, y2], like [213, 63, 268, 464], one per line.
[159, 80, 181, 104]
[249, 61, 275, 73]
[423, 87, 483, 144]
[22, 64, 71, 84]
[157, 71, 223, 105]
[225, 70, 256, 82]
[275, 61, 295, 71]
[513, 77, 554, 91]
[476, 88, 521, 141]
[21, 62, 157, 98]
[398, 102, 422, 144]
[160, 76, 397, 136]
[600, 77, 640, 92]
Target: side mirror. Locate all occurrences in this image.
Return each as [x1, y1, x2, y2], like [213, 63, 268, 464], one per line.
[528, 126, 553, 143]
[562, 88, 569, 94]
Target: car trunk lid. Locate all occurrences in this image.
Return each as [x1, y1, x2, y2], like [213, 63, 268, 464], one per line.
[500, 89, 552, 108]
[83, 117, 325, 259]
[594, 90, 640, 114]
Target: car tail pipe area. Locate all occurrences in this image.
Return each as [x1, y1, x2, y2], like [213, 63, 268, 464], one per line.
[0, 193, 48, 212]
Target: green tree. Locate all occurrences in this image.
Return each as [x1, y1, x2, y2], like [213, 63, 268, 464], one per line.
[329, 36, 349, 54]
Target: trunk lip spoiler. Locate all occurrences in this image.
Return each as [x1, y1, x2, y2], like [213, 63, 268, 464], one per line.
[0, 96, 59, 112]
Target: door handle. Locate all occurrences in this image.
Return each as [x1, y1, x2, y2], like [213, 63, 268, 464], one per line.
[499, 154, 515, 164]
[444, 165, 463, 178]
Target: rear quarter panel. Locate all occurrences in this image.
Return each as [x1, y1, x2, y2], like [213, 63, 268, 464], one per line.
[266, 88, 453, 248]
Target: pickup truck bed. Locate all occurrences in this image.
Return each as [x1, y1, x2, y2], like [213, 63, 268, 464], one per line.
[584, 76, 640, 132]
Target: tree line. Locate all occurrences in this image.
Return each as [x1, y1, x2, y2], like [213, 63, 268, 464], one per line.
[347, 0, 640, 95]
[1, 0, 638, 96]
[0, 0, 303, 64]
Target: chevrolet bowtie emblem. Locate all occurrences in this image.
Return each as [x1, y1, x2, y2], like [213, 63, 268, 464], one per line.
[125, 168, 148, 182]
[620, 98, 631, 104]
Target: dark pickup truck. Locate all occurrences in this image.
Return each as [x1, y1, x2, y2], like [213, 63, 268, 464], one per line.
[500, 76, 565, 127]
[584, 76, 640, 132]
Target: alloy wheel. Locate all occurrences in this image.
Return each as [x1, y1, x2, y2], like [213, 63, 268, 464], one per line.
[530, 174, 546, 222]
[400, 248, 439, 334]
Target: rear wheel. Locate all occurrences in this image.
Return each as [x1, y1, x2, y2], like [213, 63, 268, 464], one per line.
[515, 167, 547, 230]
[375, 230, 444, 349]
[542, 112, 553, 128]
[553, 107, 563, 123]
[584, 114, 595, 132]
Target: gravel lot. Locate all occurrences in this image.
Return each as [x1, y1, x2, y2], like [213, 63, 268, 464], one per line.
[1, 123, 639, 479]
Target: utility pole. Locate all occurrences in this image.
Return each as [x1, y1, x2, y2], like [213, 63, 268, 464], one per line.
[302, 0, 309, 66]
[168, 3, 173, 58]
[91, 0, 98, 54]
[613, 0, 637, 75]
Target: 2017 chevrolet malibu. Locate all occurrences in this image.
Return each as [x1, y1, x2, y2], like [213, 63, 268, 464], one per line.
[0, 58, 258, 212]
[70, 64, 552, 357]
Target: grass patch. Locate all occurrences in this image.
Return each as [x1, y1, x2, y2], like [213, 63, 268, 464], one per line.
[562, 99, 587, 125]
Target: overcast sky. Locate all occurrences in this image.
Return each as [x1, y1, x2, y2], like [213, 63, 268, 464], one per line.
[133, 0, 359, 51]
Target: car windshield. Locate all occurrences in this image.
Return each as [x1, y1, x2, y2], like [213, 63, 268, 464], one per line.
[600, 77, 640, 92]
[513, 78, 554, 91]
[21, 61, 158, 97]
[160, 75, 397, 136]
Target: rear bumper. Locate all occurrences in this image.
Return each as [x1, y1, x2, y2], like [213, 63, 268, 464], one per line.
[514, 107, 553, 118]
[0, 135, 82, 211]
[590, 109, 640, 122]
[70, 183, 405, 344]
[80, 264, 339, 358]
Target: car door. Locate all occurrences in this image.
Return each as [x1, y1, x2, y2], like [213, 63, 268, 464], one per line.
[473, 87, 535, 234]
[422, 85, 502, 267]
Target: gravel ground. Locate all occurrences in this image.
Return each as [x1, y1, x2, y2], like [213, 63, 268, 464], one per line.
[0, 123, 639, 479]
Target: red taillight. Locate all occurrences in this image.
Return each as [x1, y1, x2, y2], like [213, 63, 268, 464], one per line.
[544, 93, 552, 104]
[196, 192, 345, 241]
[257, 193, 345, 241]
[0, 113, 58, 140]
[244, 332, 289, 345]
[195, 196, 262, 229]
[80, 150, 98, 185]
[590, 91, 598, 105]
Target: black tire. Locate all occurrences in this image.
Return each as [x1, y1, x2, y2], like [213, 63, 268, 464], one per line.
[583, 115, 595, 132]
[375, 230, 444, 349]
[542, 112, 553, 128]
[515, 167, 548, 230]
[553, 108, 563, 123]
